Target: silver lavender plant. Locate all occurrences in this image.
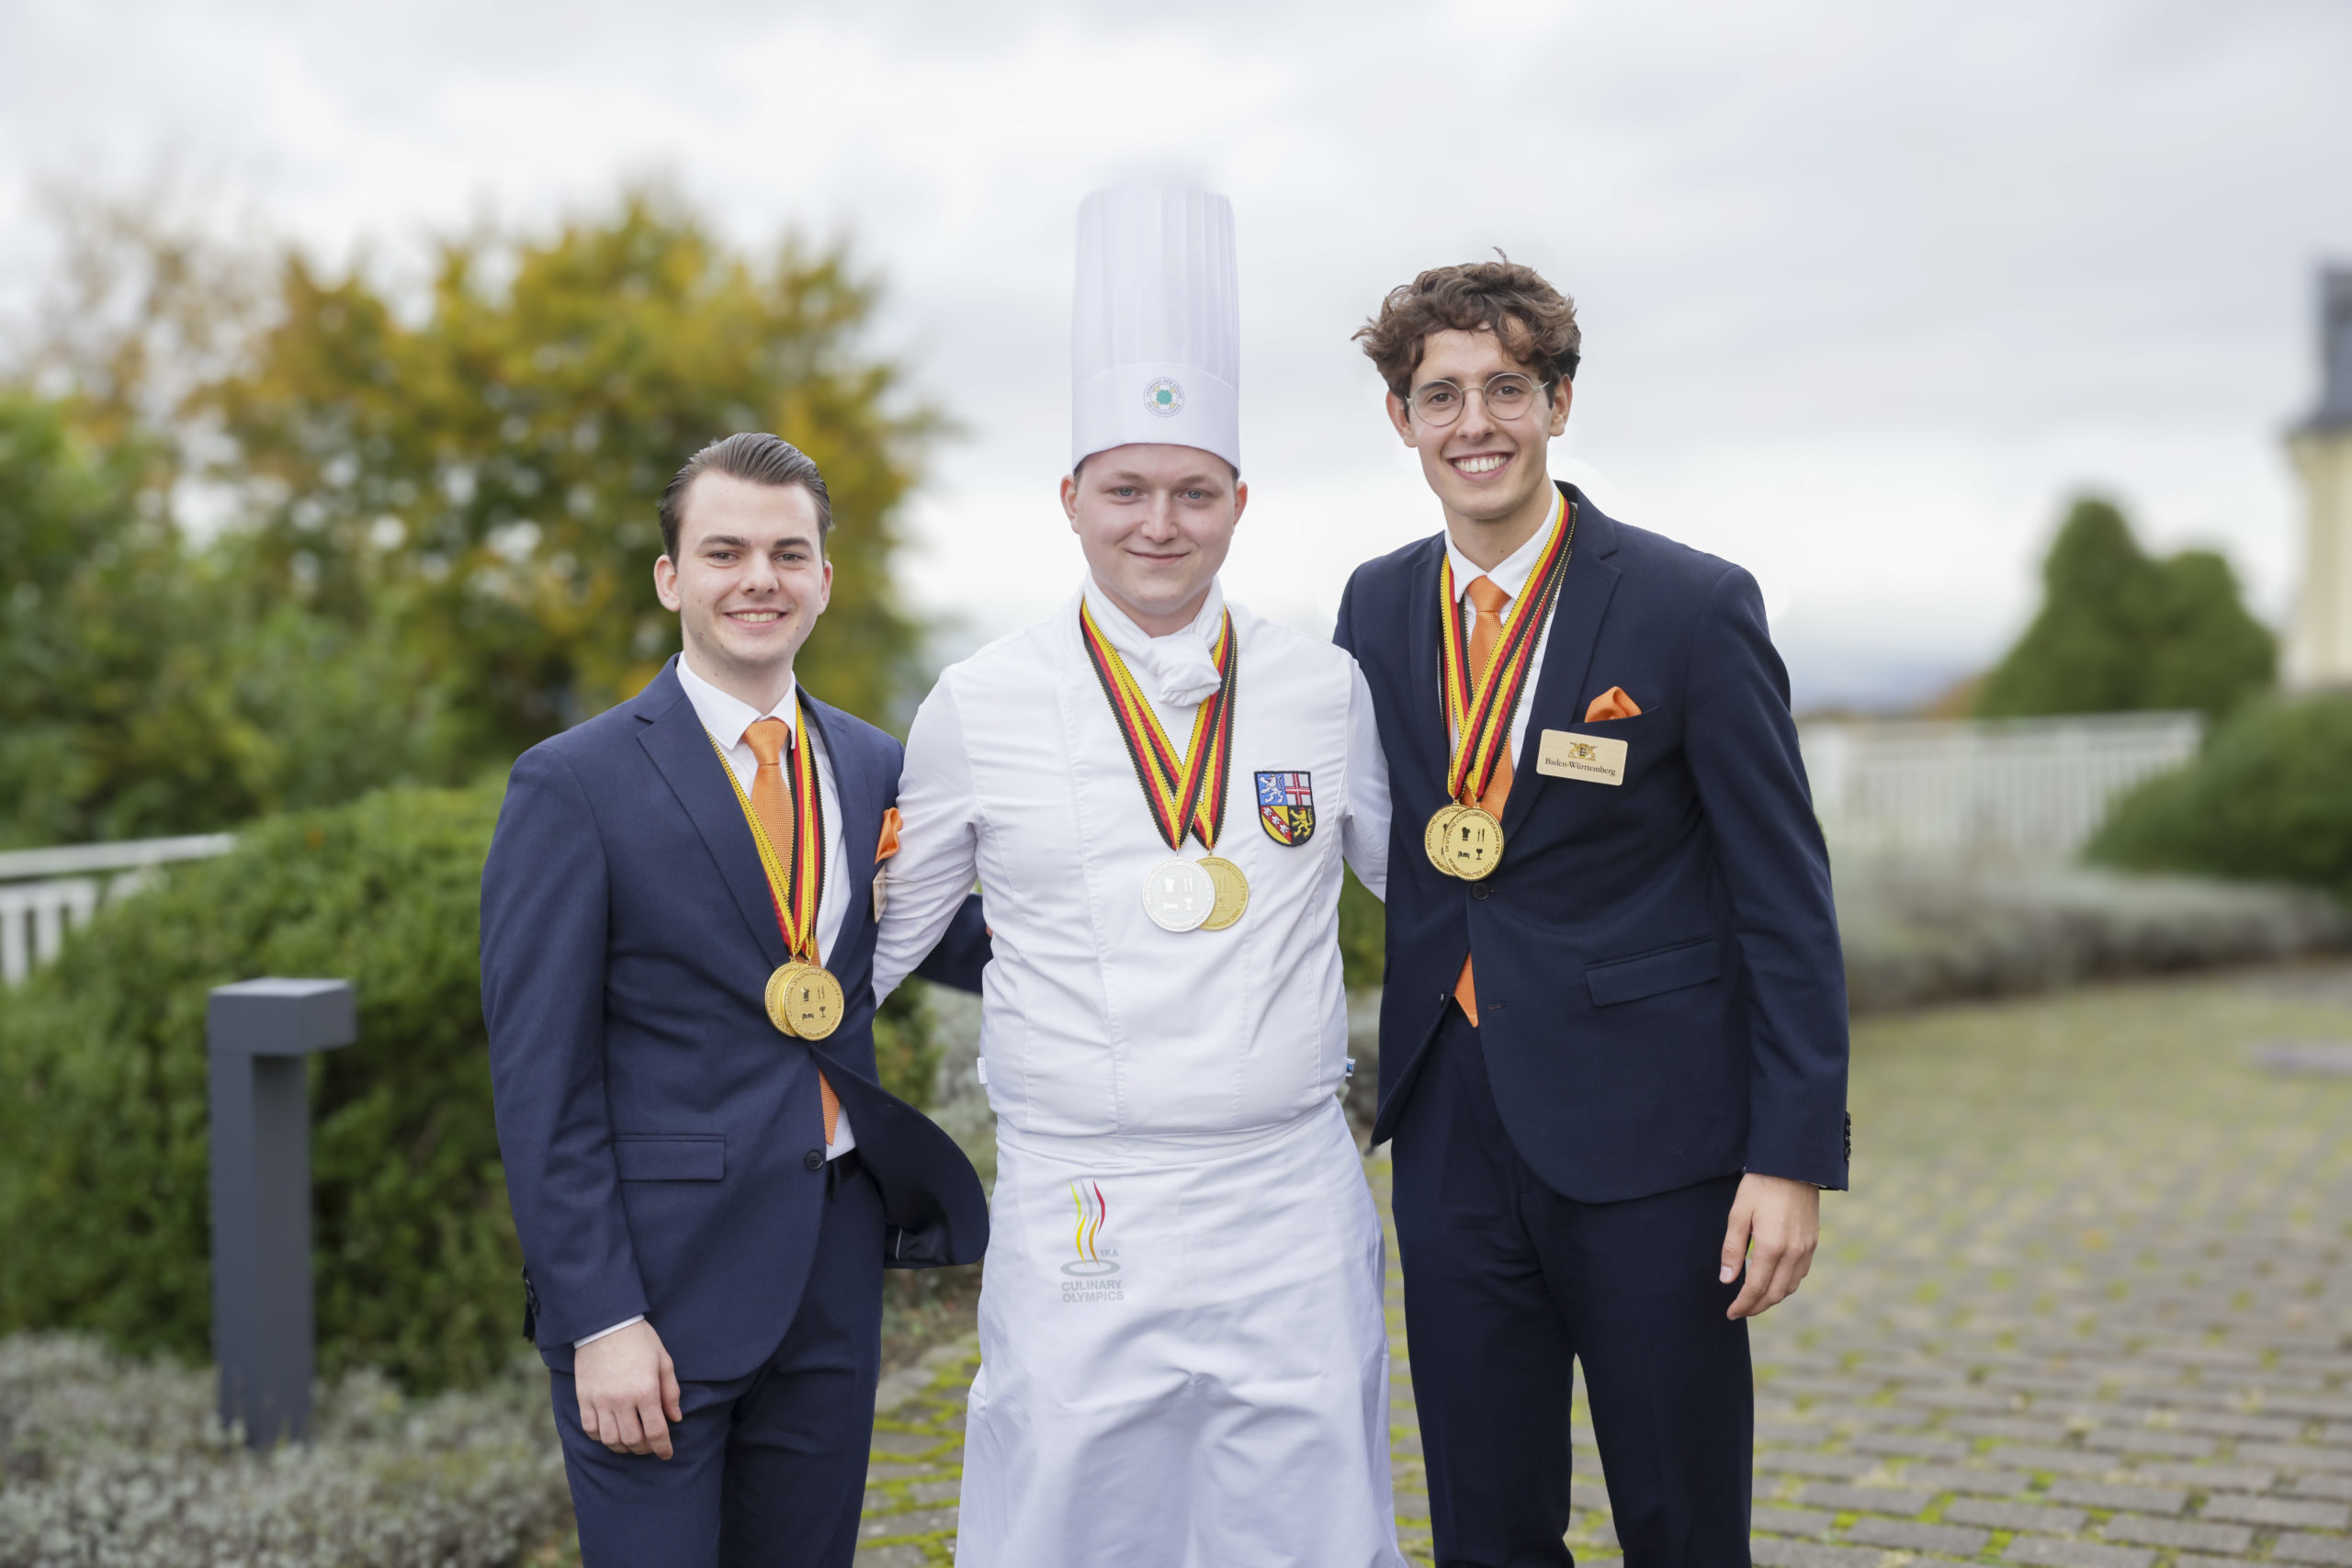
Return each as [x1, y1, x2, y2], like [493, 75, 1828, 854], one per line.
[0, 1334, 572, 1568]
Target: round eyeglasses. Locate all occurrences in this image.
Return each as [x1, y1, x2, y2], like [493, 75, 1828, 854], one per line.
[1407, 372, 1549, 428]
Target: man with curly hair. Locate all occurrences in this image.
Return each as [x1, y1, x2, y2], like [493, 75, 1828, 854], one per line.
[1337, 261, 1851, 1566]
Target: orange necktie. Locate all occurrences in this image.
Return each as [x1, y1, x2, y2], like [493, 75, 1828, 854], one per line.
[745, 717, 840, 1145]
[1453, 576, 1513, 1026]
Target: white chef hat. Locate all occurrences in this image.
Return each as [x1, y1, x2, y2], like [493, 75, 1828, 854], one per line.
[1071, 181, 1239, 474]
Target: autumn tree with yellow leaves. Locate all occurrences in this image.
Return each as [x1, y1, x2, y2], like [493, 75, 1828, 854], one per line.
[2, 190, 938, 844]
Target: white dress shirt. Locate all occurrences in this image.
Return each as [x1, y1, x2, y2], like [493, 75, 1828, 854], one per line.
[575, 654, 855, 1351]
[871, 578, 1388, 1140]
[1442, 488, 1568, 769]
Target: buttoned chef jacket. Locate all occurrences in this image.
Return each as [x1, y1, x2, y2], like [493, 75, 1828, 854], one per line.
[873, 578, 1390, 1136]
[576, 654, 855, 1349]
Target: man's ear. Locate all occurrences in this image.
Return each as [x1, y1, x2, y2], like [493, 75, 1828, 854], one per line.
[1061, 473, 1081, 527]
[1231, 479, 1250, 526]
[1386, 392, 1418, 448]
[1547, 380, 1574, 438]
[653, 555, 682, 612]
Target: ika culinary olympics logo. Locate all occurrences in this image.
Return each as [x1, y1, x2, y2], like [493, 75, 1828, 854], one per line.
[1256, 771, 1315, 846]
[1064, 1179, 1119, 1277]
[1143, 378, 1185, 417]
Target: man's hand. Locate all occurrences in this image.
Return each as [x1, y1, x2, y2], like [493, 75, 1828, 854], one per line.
[1719, 1173, 1820, 1320]
[574, 1319, 684, 1459]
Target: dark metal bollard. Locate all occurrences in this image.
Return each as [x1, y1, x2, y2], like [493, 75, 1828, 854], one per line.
[208, 978, 356, 1448]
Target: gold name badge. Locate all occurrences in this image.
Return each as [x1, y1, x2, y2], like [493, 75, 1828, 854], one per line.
[1535, 729, 1629, 786]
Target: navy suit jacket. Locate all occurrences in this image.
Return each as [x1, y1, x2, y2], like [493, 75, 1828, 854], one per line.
[1337, 484, 1849, 1201]
[481, 658, 992, 1380]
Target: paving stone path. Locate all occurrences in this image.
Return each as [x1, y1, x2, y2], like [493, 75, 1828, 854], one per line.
[854, 969, 2352, 1566]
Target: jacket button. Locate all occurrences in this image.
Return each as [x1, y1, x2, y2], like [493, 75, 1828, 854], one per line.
[803, 1149, 825, 1171]
[1471, 882, 1490, 900]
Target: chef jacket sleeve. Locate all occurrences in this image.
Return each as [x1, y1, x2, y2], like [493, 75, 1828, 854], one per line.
[1340, 656, 1390, 902]
[873, 677, 985, 1002]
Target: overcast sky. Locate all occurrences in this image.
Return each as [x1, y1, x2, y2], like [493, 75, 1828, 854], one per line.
[5, 0, 2349, 709]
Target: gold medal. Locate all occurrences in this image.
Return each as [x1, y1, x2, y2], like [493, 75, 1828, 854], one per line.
[1197, 855, 1250, 931]
[1428, 495, 1577, 886]
[765, 962, 810, 1035]
[779, 964, 843, 1040]
[1424, 805, 1466, 877]
[1442, 807, 1505, 880]
[712, 716, 840, 1042]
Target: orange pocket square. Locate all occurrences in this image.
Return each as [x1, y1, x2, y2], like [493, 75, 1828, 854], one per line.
[1584, 686, 1643, 723]
[876, 807, 903, 863]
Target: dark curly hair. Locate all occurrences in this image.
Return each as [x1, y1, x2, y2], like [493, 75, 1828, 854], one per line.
[1354, 256, 1581, 399]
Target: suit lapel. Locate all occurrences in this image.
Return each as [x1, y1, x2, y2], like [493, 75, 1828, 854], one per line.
[635, 665, 789, 970]
[800, 695, 876, 943]
[1504, 487, 1623, 839]
[1403, 536, 1452, 801]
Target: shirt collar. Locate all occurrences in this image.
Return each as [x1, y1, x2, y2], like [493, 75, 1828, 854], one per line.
[675, 654, 798, 750]
[1443, 488, 1565, 606]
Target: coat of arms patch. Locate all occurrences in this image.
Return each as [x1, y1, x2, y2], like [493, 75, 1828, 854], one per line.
[1256, 771, 1316, 846]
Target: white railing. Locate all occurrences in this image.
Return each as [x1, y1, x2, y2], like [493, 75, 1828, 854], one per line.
[1800, 712, 2204, 865]
[0, 833, 235, 985]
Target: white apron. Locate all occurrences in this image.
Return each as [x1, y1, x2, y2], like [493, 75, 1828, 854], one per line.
[956, 1097, 1403, 1568]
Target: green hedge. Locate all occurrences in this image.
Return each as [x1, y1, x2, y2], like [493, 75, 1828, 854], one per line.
[1338, 866, 1384, 992]
[2088, 693, 2352, 896]
[0, 784, 938, 1392]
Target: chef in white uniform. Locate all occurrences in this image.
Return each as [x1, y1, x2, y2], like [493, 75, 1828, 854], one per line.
[872, 183, 1404, 1568]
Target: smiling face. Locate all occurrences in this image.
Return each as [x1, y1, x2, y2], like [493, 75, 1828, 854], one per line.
[1387, 325, 1572, 558]
[1061, 444, 1249, 636]
[653, 470, 831, 708]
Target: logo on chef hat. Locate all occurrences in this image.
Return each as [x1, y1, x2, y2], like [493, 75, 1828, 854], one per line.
[1143, 378, 1185, 418]
[1062, 1179, 1121, 1278]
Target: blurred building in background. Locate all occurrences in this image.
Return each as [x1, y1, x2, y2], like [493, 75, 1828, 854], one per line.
[2287, 266, 2352, 688]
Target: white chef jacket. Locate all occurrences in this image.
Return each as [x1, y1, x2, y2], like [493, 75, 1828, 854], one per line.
[575, 653, 854, 1351]
[873, 577, 1390, 1138]
[1442, 487, 1567, 767]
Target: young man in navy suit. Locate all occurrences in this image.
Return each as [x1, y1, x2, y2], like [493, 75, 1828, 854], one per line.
[1337, 263, 1850, 1566]
[481, 434, 991, 1568]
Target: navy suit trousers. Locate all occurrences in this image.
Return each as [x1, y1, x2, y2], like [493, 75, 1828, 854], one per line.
[552, 1157, 886, 1568]
[1392, 1009, 1754, 1568]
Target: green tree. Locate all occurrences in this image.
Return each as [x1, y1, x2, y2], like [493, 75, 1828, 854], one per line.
[1975, 497, 2275, 722]
[1, 193, 936, 844]
[205, 192, 934, 754]
[0, 394, 153, 844]
[0, 394, 459, 847]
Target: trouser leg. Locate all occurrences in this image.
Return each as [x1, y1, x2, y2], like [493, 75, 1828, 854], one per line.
[553, 1361, 746, 1568]
[1391, 1007, 1577, 1568]
[718, 1153, 887, 1568]
[1544, 1173, 1752, 1568]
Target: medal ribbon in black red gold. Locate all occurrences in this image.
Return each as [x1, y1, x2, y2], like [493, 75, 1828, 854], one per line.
[1079, 604, 1238, 852]
[707, 705, 827, 964]
[1438, 494, 1578, 805]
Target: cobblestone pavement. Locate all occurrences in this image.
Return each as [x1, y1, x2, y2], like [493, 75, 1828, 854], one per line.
[854, 969, 2352, 1566]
